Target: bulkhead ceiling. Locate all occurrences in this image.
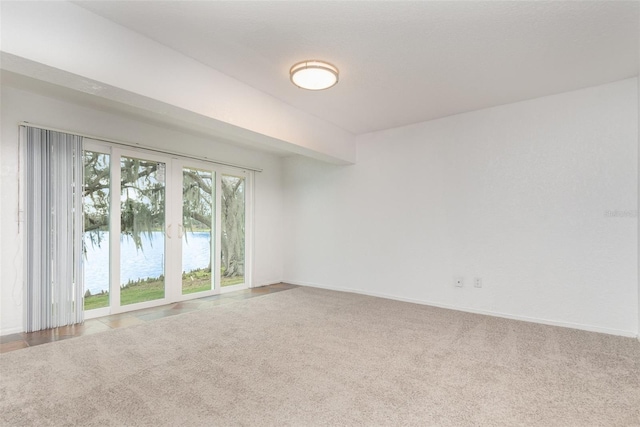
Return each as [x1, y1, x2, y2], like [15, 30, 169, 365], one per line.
[74, 1, 639, 135]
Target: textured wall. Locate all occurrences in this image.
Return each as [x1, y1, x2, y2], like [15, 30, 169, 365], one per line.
[283, 78, 638, 336]
[0, 85, 284, 335]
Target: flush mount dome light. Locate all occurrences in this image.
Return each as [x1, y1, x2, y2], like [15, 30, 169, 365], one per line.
[290, 60, 339, 90]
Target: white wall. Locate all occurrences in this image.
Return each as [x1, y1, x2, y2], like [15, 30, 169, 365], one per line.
[283, 78, 638, 337]
[0, 85, 284, 335]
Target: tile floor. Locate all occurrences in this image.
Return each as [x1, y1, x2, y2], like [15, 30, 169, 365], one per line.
[0, 283, 298, 354]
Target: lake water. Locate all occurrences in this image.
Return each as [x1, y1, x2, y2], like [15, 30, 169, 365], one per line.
[84, 231, 211, 294]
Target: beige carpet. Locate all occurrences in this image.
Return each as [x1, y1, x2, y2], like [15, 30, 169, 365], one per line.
[1, 286, 639, 426]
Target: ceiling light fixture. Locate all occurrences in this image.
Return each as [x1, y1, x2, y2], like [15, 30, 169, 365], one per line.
[290, 60, 339, 91]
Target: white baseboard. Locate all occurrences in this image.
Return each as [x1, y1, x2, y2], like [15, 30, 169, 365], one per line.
[1, 326, 23, 336]
[285, 280, 639, 339]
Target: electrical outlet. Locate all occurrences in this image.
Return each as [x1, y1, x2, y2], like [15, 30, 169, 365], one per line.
[474, 277, 482, 288]
[454, 277, 464, 287]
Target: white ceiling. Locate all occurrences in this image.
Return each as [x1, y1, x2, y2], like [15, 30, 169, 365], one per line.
[75, 1, 638, 135]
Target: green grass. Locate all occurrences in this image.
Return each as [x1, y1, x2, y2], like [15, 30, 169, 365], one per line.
[221, 276, 244, 287]
[182, 269, 212, 295]
[84, 293, 109, 310]
[84, 269, 245, 310]
[121, 281, 165, 306]
[181, 270, 245, 293]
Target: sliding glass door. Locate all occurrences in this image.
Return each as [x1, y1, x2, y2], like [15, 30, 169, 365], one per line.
[119, 153, 167, 306]
[83, 149, 111, 310]
[83, 141, 250, 317]
[221, 174, 246, 287]
[181, 165, 215, 295]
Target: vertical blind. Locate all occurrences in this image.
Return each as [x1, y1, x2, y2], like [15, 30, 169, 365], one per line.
[23, 126, 84, 332]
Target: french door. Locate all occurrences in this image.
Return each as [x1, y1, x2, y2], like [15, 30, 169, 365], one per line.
[82, 140, 251, 318]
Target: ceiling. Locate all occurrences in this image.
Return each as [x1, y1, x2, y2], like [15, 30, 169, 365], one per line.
[74, 1, 638, 135]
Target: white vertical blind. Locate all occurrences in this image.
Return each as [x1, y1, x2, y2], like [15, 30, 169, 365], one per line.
[23, 126, 84, 332]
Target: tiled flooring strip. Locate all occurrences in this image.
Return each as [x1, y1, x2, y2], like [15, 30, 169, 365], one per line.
[0, 283, 298, 354]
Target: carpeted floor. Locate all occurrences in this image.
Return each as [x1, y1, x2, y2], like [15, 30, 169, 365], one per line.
[1, 286, 639, 426]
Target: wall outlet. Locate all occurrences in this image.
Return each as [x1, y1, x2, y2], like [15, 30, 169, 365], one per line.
[454, 277, 464, 287]
[474, 277, 482, 288]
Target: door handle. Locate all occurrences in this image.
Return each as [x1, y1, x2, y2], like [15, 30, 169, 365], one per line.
[178, 223, 184, 238]
[167, 223, 172, 238]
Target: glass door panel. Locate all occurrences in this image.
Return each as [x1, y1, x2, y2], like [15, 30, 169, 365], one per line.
[182, 167, 214, 294]
[83, 150, 111, 310]
[120, 155, 166, 305]
[221, 174, 245, 287]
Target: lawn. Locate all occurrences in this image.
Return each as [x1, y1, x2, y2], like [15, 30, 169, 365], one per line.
[84, 269, 244, 310]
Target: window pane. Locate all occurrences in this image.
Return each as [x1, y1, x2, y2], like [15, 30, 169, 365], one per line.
[182, 167, 214, 294]
[221, 175, 245, 287]
[83, 151, 110, 310]
[120, 156, 166, 305]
